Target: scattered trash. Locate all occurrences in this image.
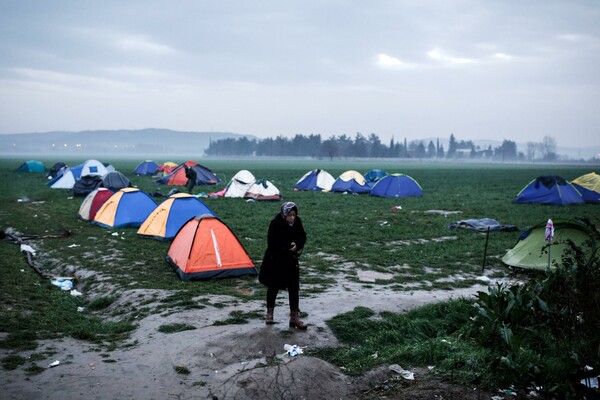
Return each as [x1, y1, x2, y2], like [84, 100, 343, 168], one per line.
[77, 306, 84, 312]
[20, 269, 25, 272]
[20, 244, 36, 256]
[388, 364, 414, 380]
[48, 360, 60, 368]
[379, 220, 389, 226]
[284, 344, 303, 357]
[371, 352, 378, 359]
[499, 387, 518, 396]
[17, 197, 31, 203]
[67, 244, 80, 248]
[111, 232, 119, 236]
[581, 377, 598, 388]
[391, 205, 402, 211]
[51, 278, 73, 291]
[88, 362, 95, 370]
[581, 365, 598, 388]
[70, 289, 82, 297]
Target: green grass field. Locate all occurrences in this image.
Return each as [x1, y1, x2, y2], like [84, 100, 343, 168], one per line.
[1, 157, 599, 387]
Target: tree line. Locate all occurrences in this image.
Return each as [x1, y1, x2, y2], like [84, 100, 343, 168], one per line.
[205, 133, 558, 161]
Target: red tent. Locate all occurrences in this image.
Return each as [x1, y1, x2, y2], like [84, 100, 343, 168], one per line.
[78, 188, 114, 221]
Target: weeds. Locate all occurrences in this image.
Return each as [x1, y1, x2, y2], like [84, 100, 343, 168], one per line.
[318, 221, 600, 396]
[158, 323, 197, 334]
[174, 365, 190, 375]
[213, 310, 263, 326]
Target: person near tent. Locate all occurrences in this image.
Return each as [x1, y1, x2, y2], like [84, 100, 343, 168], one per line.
[259, 201, 308, 329]
[184, 165, 197, 194]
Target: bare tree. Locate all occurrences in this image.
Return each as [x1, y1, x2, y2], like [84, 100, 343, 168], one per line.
[540, 136, 558, 161]
[526, 141, 537, 161]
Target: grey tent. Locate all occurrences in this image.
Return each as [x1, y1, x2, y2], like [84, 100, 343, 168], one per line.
[99, 171, 131, 192]
[71, 175, 103, 197]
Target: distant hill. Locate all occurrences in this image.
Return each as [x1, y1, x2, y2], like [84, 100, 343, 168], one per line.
[0, 129, 256, 157]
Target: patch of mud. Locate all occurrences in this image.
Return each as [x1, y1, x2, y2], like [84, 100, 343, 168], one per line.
[1, 241, 525, 400]
[422, 210, 463, 216]
[423, 266, 442, 274]
[0, 271, 520, 400]
[357, 270, 394, 282]
[386, 236, 458, 246]
[310, 251, 342, 262]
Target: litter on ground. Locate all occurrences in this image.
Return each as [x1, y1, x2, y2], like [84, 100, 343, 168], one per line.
[284, 344, 303, 357]
[388, 364, 414, 380]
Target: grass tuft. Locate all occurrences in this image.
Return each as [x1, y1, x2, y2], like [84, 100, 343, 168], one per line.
[158, 323, 197, 334]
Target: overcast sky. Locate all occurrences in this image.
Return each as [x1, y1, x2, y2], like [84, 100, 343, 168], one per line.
[1, 1, 598, 147]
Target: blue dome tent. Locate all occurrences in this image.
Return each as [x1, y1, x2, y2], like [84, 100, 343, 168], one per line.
[369, 174, 423, 198]
[514, 176, 583, 206]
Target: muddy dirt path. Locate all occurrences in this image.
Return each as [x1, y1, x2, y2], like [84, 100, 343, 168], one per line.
[1, 271, 516, 400]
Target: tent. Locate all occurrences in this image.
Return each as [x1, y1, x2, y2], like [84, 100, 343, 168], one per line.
[513, 175, 584, 205]
[166, 214, 257, 281]
[78, 188, 114, 221]
[133, 160, 159, 176]
[71, 175, 103, 196]
[224, 170, 256, 198]
[331, 170, 371, 194]
[502, 219, 597, 271]
[93, 188, 157, 228]
[48, 159, 108, 189]
[364, 169, 387, 183]
[99, 171, 131, 192]
[571, 172, 600, 204]
[138, 193, 217, 241]
[16, 160, 46, 172]
[370, 174, 423, 198]
[155, 162, 178, 176]
[155, 161, 221, 186]
[244, 179, 282, 201]
[294, 169, 335, 191]
[46, 162, 67, 179]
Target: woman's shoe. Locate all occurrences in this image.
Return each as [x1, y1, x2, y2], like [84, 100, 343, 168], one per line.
[289, 309, 307, 330]
[265, 308, 275, 325]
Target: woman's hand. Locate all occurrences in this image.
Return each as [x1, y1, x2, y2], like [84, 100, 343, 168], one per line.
[289, 242, 297, 252]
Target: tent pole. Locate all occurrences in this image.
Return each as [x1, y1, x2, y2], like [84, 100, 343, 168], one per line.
[482, 227, 490, 273]
[547, 244, 551, 273]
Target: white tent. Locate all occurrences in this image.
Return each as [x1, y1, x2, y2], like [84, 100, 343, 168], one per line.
[245, 179, 281, 201]
[295, 169, 335, 191]
[49, 159, 108, 189]
[224, 170, 256, 198]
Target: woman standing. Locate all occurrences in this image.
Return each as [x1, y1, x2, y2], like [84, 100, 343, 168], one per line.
[259, 202, 307, 330]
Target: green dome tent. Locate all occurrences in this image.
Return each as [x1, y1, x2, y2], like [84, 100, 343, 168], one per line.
[16, 160, 46, 172]
[502, 219, 597, 271]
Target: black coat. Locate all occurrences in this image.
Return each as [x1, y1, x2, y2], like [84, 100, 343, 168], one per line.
[259, 213, 306, 290]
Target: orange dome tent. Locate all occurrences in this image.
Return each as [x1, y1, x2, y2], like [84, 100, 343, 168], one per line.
[155, 161, 221, 186]
[166, 214, 257, 281]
